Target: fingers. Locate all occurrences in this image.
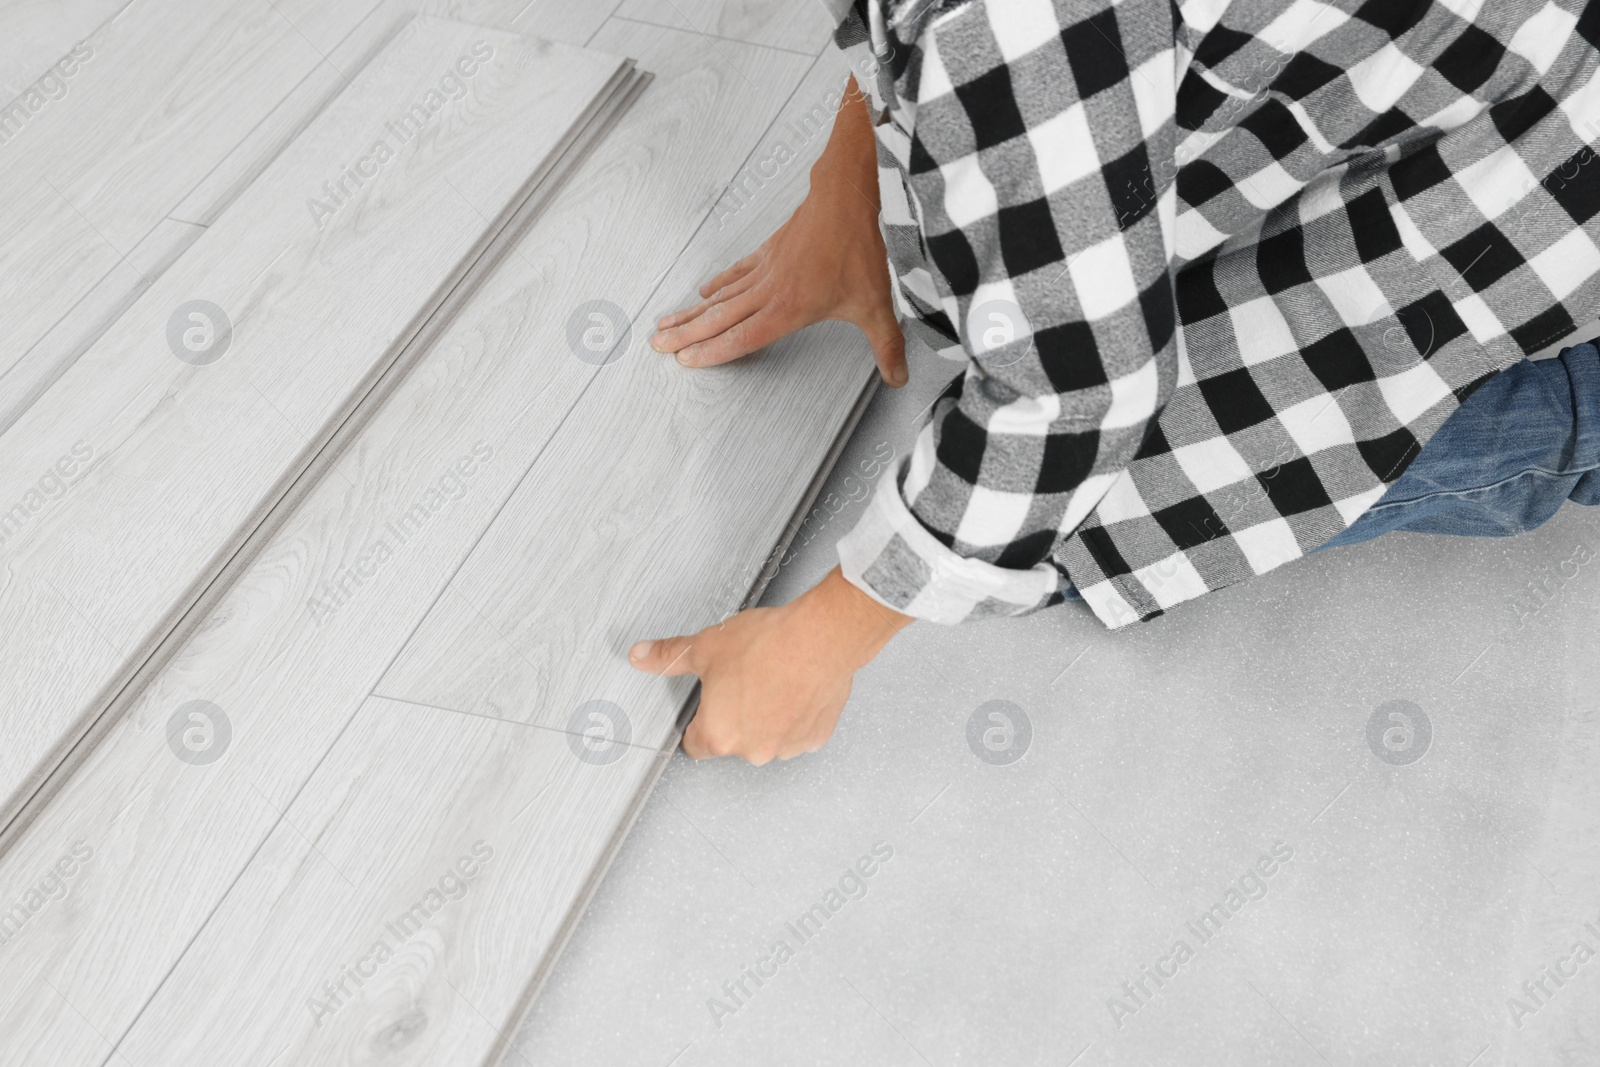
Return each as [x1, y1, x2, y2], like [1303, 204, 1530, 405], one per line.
[653, 285, 770, 357]
[655, 271, 760, 336]
[698, 251, 760, 299]
[674, 303, 790, 368]
[682, 709, 778, 766]
[628, 635, 698, 676]
[680, 714, 717, 761]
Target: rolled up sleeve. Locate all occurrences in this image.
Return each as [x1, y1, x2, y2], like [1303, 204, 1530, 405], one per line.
[837, 0, 1181, 623]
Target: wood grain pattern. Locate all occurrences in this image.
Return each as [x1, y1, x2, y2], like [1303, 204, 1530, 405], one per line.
[374, 40, 872, 750]
[111, 42, 873, 1066]
[0, 0, 410, 423]
[0, 217, 208, 435]
[0, 24, 812, 1067]
[168, 0, 622, 229]
[121, 696, 666, 1067]
[617, 0, 837, 53]
[0, 0, 126, 98]
[0, 18, 629, 839]
[1, 1, 621, 424]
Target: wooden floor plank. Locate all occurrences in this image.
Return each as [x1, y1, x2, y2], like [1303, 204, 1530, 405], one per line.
[0, 18, 629, 838]
[373, 37, 871, 750]
[0, 26, 811, 1067]
[119, 696, 666, 1067]
[615, 0, 836, 53]
[106, 42, 871, 1066]
[0, 0, 396, 423]
[0, 0, 125, 99]
[0, 217, 208, 434]
[167, 0, 621, 230]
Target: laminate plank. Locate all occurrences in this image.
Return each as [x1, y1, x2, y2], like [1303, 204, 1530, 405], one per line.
[374, 39, 873, 750]
[0, 0, 125, 98]
[0, 2, 322, 378]
[616, 0, 836, 53]
[0, 217, 207, 436]
[0, 0, 399, 423]
[167, 0, 621, 229]
[0, 18, 630, 837]
[0, 26, 809, 1066]
[106, 39, 868, 1067]
[117, 697, 666, 1067]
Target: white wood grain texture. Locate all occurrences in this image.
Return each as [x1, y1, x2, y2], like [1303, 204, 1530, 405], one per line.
[0, 0, 126, 98]
[0, 216, 208, 434]
[374, 39, 871, 749]
[0, 26, 808, 1066]
[0, 0, 400, 423]
[167, 0, 622, 229]
[103, 38, 869, 1067]
[617, 0, 837, 52]
[117, 697, 665, 1067]
[0, 20, 627, 835]
[0, 2, 324, 377]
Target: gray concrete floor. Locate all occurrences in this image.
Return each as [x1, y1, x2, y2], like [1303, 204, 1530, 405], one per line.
[514, 334, 1600, 1067]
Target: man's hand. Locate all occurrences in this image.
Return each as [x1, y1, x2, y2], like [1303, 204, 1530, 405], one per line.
[649, 77, 907, 388]
[629, 567, 913, 764]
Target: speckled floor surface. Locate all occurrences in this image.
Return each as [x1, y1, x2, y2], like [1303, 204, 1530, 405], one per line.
[513, 334, 1600, 1067]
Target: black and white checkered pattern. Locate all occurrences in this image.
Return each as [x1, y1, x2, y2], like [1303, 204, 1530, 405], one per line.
[830, 0, 1600, 628]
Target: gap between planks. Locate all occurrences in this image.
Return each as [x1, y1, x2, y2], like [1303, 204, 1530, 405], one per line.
[0, 20, 641, 852]
[0, 25, 841, 1067]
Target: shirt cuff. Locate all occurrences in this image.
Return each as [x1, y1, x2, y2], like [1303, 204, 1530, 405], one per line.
[836, 454, 1064, 623]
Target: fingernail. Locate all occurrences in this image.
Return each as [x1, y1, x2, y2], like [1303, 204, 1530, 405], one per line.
[890, 365, 908, 386]
[629, 640, 654, 662]
[675, 353, 690, 367]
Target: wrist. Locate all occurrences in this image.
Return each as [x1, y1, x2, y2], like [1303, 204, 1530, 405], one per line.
[809, 77, 878, 208]
[800, 566, 912, 670]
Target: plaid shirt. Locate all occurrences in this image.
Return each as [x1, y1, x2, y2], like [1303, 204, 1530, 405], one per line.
[826, 0, 1600, 628]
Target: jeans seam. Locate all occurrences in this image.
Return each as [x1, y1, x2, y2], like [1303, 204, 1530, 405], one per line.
[1364, 463, 1599, 513]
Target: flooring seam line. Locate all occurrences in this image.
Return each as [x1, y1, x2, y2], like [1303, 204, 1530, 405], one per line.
[607, 14, 820, 56]
[0, 253, 132, 391]
[0, 188, 205, 392]
[484, 51, 866, 1067]
[487, 738, 677, 1067]
[0, 43, 641, 858]
[95, 685, 373, 1067]
[75, 52, 647, 1067]
[582, 1, 630, 46]
[367, 693, 668, 753]
[0, 2, 401, 437]
[364, 48, 820, 711]
[353, 77, 659, 702]
[165, 0, 404, 226]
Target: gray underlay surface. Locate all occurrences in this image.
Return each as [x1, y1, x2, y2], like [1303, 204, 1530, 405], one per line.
[515, 332, 1600, 1067]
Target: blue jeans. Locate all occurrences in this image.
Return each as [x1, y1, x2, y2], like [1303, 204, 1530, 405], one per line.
[1063, 339, 1600, 599]
[1316, 338, 1600, 550]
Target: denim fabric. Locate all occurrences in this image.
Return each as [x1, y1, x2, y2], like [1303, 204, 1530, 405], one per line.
[1061, 339, 1600, 601]
[1315, 339, 1600, 551]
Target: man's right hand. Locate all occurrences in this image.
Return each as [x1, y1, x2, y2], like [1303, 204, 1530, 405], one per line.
[649, 76, 907, 388]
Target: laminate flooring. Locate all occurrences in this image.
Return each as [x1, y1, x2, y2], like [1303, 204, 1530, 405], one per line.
[0, 4, 869, 1065]
[0, 14, 633, 841]
[614, 0, 837, 53]
[0, 0, 623, 438]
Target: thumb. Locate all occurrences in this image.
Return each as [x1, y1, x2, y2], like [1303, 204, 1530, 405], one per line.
[860, 307, 907, 387]
[628, 634, 699, 676]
